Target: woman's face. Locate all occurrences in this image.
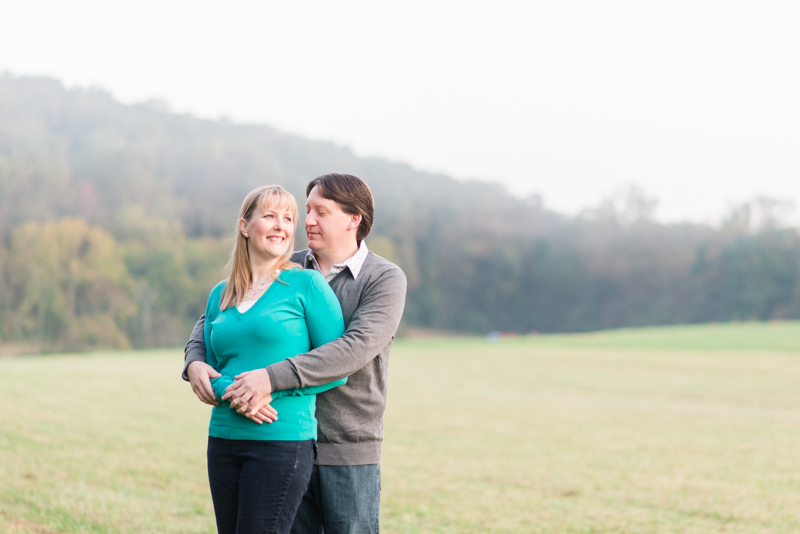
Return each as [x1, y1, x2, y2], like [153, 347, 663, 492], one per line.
[240, 197, 295, 262]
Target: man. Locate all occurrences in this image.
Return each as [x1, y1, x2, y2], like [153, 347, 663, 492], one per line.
[183, 173, 407, 534]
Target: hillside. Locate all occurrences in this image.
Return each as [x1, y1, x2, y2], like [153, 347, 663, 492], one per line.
[1, 75, 799, 352]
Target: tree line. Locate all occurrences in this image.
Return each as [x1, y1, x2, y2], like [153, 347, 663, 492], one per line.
[1, 75, 798, 353]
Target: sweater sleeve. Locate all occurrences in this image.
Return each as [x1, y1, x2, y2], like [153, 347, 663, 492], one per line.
[267, 264, 407, 390]
[272, 272, 347, 398]
[202, 284, 234, 402]
[182, 314, 207, 381]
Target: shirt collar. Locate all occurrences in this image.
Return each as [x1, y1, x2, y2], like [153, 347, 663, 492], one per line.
[304, 240, 370, 280]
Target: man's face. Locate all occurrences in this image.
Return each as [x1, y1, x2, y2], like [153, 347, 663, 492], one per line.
[305, 186, 356, 256]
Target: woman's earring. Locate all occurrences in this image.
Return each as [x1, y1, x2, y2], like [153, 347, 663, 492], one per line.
[243, 232, 249, 237]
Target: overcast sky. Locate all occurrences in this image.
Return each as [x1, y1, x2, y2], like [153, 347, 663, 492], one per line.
[1, 1, 798, 223]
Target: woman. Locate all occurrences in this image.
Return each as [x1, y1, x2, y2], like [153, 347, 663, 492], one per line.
[203, 185, 345, 534]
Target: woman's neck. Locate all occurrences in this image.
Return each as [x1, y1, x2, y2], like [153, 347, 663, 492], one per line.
[249, 255, 281, 282]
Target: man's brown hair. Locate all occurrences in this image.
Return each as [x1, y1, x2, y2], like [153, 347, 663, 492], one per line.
[306, 173, 374, 242]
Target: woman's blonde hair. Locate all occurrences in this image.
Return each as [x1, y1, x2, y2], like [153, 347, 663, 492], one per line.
[219, 185, 300, 310]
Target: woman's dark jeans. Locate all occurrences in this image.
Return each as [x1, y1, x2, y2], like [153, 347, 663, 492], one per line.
[207, 437, 315, 534]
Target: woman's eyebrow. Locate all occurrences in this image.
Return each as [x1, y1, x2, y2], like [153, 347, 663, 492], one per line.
[262, 207, 293, 215]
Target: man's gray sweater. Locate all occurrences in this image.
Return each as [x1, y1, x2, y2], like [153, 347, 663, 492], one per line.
[184, 249, 407, 465]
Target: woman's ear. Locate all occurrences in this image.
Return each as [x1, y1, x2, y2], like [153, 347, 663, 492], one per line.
[239, 218, 249, 237]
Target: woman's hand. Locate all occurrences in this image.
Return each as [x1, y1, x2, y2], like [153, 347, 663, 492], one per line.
[233, 395, 279, 425]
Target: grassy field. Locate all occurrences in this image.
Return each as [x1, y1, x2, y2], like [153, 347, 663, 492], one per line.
[519, 321, 800, 351]
[2, 322, 800, 533]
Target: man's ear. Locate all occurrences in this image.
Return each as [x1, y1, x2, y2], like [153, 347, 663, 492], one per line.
[347, 214, 362, 232]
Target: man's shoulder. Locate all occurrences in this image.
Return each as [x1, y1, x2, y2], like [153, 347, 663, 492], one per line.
[361, 252, 406, 283]
[291, 249, 310, 265]
[363, 251, 402, 271]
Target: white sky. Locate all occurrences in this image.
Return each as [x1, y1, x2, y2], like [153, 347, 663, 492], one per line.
[1, 0, 798, 223]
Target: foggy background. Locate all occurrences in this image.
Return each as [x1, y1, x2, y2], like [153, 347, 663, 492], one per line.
[1, 1, 799, 353]
[2, 0, 798, 222]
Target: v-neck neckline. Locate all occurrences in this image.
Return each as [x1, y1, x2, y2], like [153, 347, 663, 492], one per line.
[232, 271, 284, 318]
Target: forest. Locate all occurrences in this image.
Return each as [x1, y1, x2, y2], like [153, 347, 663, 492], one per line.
[1, 74, 799, 353]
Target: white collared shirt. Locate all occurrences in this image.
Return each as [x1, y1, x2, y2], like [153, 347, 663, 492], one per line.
[304, 240, 370, 282]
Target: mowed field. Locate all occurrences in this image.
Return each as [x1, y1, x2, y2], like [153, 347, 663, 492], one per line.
[2, 323, 800, 533]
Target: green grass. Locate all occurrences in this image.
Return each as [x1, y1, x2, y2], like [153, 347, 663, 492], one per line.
[2, 323, 800, 532]
[509, 320, 800, 351]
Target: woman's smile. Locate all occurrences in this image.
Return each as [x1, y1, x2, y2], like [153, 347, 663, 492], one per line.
[242, 201, 296, 261]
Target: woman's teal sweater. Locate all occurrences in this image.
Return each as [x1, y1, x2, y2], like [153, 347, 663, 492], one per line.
[204, 268, 346, 441]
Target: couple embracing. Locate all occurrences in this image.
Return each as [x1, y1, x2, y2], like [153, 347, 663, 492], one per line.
[183, 173, 407, 534]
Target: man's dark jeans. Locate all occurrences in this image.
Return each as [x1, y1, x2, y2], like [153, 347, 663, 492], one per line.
[207, 437, 315, 534]
[290, 464, 381, 534]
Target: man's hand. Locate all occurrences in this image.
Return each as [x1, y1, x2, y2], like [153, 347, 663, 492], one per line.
[187, 361, 222, 406]
[222, 368, 274, 417]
